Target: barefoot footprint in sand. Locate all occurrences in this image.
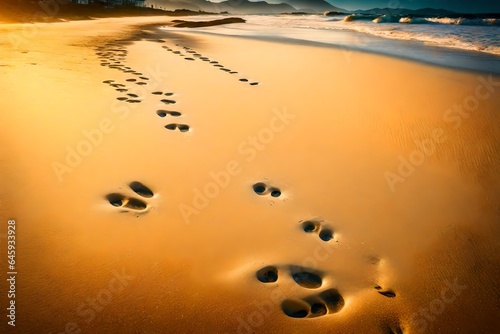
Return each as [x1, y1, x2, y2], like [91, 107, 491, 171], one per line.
[255, 264, 345, 318]
[106, 181, 155, 213]
[165, 123, 190, 133]
[252, 182, 282, 198]
[300, 219, 334, 242]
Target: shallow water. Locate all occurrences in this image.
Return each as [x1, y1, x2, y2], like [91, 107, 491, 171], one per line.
[162, 14, 500, 74]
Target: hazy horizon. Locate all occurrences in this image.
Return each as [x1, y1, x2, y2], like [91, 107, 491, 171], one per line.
[207, 0, 500, 13]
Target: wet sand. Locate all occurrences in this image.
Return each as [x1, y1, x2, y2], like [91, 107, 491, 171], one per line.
[0, 16, 499, 333]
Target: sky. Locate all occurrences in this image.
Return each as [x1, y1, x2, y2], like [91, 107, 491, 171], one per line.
[325, 0, 500, 13]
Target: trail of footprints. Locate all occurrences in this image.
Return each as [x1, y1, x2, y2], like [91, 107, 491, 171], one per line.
[97, 37, 262, 134]
[250, 181, 398, 321]
[100, 37, 399, 330]
[96, 40, 190, 133]
[162, 44, 260, 86]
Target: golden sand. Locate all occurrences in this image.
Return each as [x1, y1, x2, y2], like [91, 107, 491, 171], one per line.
[0, 17, 499, 333]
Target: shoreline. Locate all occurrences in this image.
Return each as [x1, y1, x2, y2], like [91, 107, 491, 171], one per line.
[159, 18, 500, 75]
[1, 16, 499, 333]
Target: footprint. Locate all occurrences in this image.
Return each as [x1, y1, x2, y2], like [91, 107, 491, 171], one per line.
[106, 181, 154, 213]
[165, 123, 190, 133]
[252, 182, 281, 198]
[239, 78, 249, 82]
[301, 220, 334, 242]
[157, 110, 181, 118]
[126, 78, 137, 82]
[250, 82, 260, 86]
[185, 58, 195, 61]
[256, 264, 344, 318]
[117, 97, 128, 101]
[161, 99, 176, 105]
[106, 193, 147, 211]
[375, 286, 396, 298]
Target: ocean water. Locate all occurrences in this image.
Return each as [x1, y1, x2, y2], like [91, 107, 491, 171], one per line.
[162, 14, 500, 74]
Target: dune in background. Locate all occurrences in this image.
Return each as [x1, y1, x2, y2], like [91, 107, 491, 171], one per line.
[0, 16, 499, 333]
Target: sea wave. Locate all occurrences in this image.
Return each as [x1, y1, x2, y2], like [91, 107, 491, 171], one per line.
[425, 17, 499, 26]
[342, 14, 499, 26]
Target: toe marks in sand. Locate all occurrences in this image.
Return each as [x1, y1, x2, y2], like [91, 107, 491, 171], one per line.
[301, 220, 334, 242]
[252, 182, 281, 198]
[165, 123, 190, 132]
[106, 181, 154, 214]
[280, 289, 345, 319]
[255, 264, 344, 319]
[256, 265, 323, 289]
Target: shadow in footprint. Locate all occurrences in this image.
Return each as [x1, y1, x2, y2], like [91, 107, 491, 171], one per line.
[165, 124, 190, 133]
[106, 193, 147, 211]
[281, 299, 309, 318]
[302, 220, 320, 233]
[161, 99, 176, 105]
[157, 110, 181, 118]
[319, 228, 334, 242]
[270, 188, 281, 197]
[310, 302, 327, 317]
[252, 182, 282, 198]
[376, 287, 396, 298]
[253, 182, 266, 195]
[289, 266, 322, 289]
[129, 181, 154, 198]
[303, 295, 329, 318]
[320, 289, 345, 313]
[256, 266, 278, 283]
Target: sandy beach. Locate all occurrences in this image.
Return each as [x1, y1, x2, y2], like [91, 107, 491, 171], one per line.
[0, 16, 499, 333]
